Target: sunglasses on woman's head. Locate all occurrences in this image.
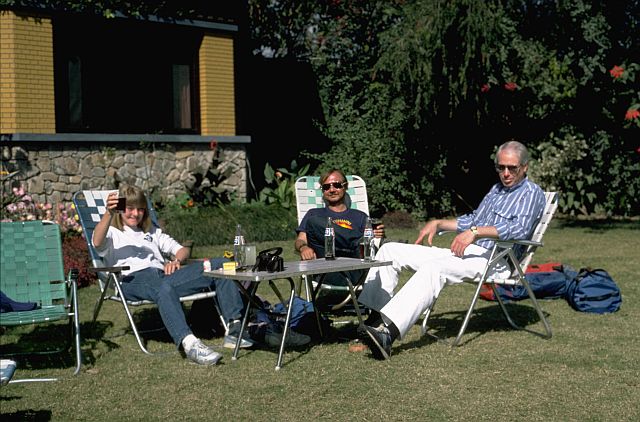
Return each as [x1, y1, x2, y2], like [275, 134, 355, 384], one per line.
[321, 182, 346, 191]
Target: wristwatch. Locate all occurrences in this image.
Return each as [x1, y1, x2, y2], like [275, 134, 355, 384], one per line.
[470, 226, 479, 236]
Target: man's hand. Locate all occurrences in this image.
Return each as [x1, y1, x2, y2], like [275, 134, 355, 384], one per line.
[164, 260, 181, 275]
[450, 230, 475, 257]
[299, 245, 317, 260]
[415, 220, 440, 246]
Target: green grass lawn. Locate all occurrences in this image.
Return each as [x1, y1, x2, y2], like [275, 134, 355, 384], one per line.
[1, 220, 639, 421]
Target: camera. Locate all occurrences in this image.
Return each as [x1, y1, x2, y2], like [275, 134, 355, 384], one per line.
[252, 247, 284, 272]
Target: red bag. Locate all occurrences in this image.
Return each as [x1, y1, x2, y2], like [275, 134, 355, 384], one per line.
[479, 262, 564, 301]
[479, 283, 495, 301]
[525, 262, 563, 273]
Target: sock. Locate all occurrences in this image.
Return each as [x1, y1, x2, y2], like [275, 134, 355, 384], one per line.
[366, 310, 381, 322]
[182, 334, 198, 351]
[227, 320, 241, 336]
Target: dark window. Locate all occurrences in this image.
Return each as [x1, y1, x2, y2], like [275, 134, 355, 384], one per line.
[54, 16, 201, 134]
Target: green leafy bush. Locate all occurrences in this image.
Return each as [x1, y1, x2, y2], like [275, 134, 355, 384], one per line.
[256, 161, 310, 209]
[161, 202, 297, 248]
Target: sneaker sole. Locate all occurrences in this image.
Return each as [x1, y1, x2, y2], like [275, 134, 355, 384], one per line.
[223, 340, 254, 349]
[187, 353, 222, 366]
[363, 326, 390, 360]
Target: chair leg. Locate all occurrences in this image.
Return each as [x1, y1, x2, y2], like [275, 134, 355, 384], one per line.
[448, 280, 490, 347]
[210, 295, 228, 333]
[110, 278, 154, 355]
[70, 281, 82, 375]
[493, 280, 552, 339]
[91, 274, 116, 331]
[421, 302, 435, 335]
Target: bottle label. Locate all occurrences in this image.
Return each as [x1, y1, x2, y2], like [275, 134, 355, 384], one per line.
[325, 227, 334, 237]
[364, 228, 373, 237]
[234, 236, 242, 246]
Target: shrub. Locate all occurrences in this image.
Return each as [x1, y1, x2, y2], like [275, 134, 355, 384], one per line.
[381, 210, 418, 229]
[255, 160, 310, 209]
[62, 235, 94, 288]
[162, 202, 298, 248]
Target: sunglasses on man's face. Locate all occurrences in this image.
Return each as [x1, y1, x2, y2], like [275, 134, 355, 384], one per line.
[495, 164, 521, 174]
[321, 182, 346, 191]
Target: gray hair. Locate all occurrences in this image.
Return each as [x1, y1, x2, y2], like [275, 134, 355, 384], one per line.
[495, 140, 530, 165]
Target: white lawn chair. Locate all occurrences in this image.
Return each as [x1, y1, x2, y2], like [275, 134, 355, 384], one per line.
[421, 191, 559, 346]
[295, 175, 372, 312]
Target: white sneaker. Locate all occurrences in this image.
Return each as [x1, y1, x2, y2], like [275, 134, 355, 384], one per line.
[1, 359, 17, 385]
[184, 339, 222, 365]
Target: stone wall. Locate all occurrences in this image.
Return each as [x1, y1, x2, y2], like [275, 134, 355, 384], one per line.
[0, 142, 247, 205]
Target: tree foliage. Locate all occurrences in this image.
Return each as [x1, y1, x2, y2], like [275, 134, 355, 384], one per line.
[248, 0, 640, 217]
[6, 0, 637, 216]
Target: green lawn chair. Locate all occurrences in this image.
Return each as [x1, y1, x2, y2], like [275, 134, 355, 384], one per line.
[0, 220, 82, 380]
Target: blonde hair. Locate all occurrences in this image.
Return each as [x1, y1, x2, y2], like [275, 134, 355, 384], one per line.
[110, 185, 152, 232]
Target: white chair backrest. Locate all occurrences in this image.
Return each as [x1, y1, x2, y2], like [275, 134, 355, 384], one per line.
[517, 191, 559, 271]
[294, 175, 370, 225]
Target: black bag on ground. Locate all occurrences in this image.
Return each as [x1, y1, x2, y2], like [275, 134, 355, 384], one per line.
[247, 296, 330, 347]
[564, 268, 622, 314]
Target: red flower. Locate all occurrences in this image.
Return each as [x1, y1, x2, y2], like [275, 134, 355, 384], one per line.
[625, 108, 640, 120]
[504, 82, 518, 91]
[209, 139, 218, 150]
[480, 84, 490, 93]
[609, 65, 624, 79]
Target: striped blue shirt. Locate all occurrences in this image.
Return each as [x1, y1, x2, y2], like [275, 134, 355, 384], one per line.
[457, 177, 545, 256]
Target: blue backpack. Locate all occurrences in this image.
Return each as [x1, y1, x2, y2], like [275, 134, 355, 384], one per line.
[490, 265, 578, 302]
[564, 268, 622, 314]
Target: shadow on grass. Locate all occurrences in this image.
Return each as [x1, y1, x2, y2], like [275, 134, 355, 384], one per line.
[0, 410, 52, 421]
[395, 302, 551, 354]
[1, 322, 79, 373]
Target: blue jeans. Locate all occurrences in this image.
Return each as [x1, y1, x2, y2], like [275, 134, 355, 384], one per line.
[121, 258, 244, 347]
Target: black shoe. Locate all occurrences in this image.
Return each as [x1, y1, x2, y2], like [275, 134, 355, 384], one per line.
[265, 328, 311, 348]
[361, 324, 392, 360]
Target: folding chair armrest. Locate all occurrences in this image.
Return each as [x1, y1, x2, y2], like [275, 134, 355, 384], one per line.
[437, 231, 543, 248]
[89, 265, 130, 273]
[437, 230, 455, 236]
[496, 239, 543, 248]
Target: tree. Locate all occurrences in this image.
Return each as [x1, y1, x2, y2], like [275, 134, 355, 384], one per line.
[248, 0, 640, 217]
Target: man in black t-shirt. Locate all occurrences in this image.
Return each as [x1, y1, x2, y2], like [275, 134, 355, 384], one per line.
[294, 169, 385, 306]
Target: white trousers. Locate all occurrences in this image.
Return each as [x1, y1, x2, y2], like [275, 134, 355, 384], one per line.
[358, 242, 510, 339]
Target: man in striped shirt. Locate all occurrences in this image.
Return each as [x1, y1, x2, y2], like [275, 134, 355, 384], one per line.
[359, 140, 546, 360]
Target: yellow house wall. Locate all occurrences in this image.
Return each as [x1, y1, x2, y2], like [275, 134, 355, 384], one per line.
[199, 34, 236, 136]
[0, 11, 56, 133]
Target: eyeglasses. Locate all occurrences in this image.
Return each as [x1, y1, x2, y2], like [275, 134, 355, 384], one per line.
[321, 182, 346, 191]
[495, 164, 521, 174]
